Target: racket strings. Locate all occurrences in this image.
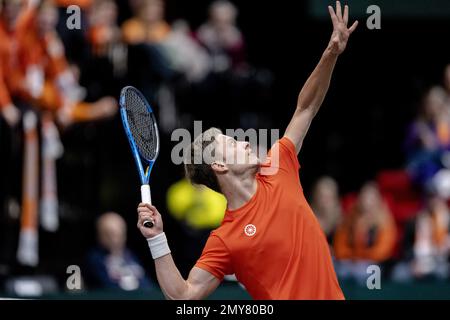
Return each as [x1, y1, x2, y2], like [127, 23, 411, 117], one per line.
[124, 89, 158, 160]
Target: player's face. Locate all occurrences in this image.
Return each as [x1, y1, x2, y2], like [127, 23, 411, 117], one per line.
[214, 134, 259, 171]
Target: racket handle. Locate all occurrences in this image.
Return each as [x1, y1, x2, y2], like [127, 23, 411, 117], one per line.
[141, 185, 154, 228]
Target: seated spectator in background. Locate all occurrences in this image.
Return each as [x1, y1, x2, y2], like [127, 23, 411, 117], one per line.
[393, 195, 450, 282]
[0, 0, 34, 127]
[162, 20, 212, 84]
[333, 182, 397, 283]
[120, 0, 174, 109]
[405, 86, 450, 196]
[85, 0, 127, 96]
[122, 0, 170, 45]
[310, 176, 342, 244]
[0, 3, 20, 127]
[88, 0, 121, 57]
[85, 212, 152, 291]
[194, 0, 273, 129]
[196, 0, 245, 73]
[53, 0, 92, 64]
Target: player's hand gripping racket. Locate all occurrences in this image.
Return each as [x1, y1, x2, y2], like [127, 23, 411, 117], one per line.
[120, 86, 160, 228]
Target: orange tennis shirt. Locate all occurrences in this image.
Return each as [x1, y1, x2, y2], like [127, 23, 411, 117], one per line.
[195, 137, 344, 300]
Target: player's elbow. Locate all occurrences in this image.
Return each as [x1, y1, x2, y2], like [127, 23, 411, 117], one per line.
[296, 103, 319, 117]
[164, 282, 202, 300]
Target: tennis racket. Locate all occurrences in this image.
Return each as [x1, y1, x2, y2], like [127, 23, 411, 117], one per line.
[120, 86, 160, 228]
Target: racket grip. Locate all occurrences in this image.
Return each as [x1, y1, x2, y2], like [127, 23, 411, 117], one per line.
[141, 185, 154, 228]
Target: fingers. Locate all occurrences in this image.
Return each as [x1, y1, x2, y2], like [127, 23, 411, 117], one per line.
[137, 210, 154, 227]
[343, 4, 349, 25]
[137, 203, 160, 228]
[328, 6, 338, 26]
[349, 20, 358, 34]
[138, 202, 157, 212]
[335, 1, 342, 21]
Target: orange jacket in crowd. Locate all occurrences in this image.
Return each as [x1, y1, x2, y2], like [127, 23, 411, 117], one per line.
[121, 18, 171, 44]
[0, 3, 35, 110]
[333, 203, 397, 262]
[54, 0, 92, 10]
[0, 23, 13, 109]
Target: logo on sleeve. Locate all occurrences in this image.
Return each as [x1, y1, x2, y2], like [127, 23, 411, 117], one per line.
[244, 224, 256, 237]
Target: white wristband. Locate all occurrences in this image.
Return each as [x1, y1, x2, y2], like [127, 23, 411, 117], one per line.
[147, 232, 171, 260]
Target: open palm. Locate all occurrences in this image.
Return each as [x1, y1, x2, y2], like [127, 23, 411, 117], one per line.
[328, 1, 358, 55]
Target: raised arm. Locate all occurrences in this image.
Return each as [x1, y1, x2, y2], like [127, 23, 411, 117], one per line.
[137, 204, 220, 300]
[284, 1, 358, 153]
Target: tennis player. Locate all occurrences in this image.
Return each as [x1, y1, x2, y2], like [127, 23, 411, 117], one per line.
[137, 1, 357, 300]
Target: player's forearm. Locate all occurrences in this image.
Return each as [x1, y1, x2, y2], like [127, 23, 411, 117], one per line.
[154, 254, 192, 300]
[296, 47, 338, 115]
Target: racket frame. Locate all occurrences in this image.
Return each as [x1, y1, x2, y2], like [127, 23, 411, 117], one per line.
[119, 86, 160, 228]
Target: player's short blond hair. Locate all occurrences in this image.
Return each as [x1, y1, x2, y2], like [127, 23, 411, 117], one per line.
[184, 128, 223, 193]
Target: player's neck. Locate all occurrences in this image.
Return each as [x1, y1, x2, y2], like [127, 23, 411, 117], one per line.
[219, 170, 258, 211]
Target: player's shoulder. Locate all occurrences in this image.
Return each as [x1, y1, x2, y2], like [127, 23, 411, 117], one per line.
[261, 136, 300, 177]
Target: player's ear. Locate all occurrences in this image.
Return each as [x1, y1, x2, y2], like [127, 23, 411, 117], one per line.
[211, 161, 228, 174]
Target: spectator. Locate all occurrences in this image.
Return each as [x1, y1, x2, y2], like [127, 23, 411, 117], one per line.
[54, 0, 92, 65]
[121, 0, 170, 45]
[162, 20, 212, 84]
[196, 0, 245, 73]
[21, 0, 117, 126]
[310, 176, 342, 244]
[85, 212, 152, 291]
[0, 0, 35, 126]
[84, 0, 127, 97]
[121, 0, 174, 106]
[394, 195, 450, 281]
[88, 0, 121, 57]
[405, 86, 450, 194]
[333, 182, 397, 283]
[195, 0, 274, 129]
[0, 6, 20, 126]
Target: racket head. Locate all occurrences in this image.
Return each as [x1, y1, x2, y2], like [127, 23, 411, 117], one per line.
[120, 86, 160, 184]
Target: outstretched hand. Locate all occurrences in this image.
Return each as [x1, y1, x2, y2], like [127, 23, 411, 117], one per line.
[328, 1, 358, 55]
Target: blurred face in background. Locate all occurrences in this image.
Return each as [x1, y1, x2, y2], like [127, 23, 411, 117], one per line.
[139, 0, 164, 24]
[312, 177, 340, 212]
[358, 183, 382, 215]
[2, 0, 23, 29]
[423, 87, 447, 121]
[102, 0, 117, 26]
[426, 195, 447, 214]
[38, 1, 59, 34]
[210, 1, 237, 29]
[97, 212, 127, 255]
[90, 0, 117, 28]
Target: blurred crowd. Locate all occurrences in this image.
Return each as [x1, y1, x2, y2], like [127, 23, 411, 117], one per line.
[311, 65, 450, 284]
[0, 0, 272, 295]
